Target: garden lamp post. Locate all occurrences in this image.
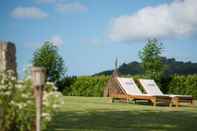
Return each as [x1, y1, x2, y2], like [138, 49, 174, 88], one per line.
[31, 67, 46, 131]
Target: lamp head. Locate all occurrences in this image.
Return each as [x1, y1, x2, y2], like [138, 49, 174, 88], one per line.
[31, 67, 46, 87]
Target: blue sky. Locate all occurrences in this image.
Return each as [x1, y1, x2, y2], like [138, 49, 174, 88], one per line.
[0, 0, 197, 78]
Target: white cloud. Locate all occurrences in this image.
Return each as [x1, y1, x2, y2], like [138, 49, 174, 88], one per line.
[50, 35, 64, 46]
[56, 2, 88, 13]
[109, 0, 197, 42]
[11, 6, 48, 19]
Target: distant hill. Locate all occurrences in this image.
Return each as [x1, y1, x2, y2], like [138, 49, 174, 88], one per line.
[94, 57, 197, 76]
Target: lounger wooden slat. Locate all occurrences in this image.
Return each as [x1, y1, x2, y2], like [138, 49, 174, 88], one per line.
[139, 79, 194, 107]
[108, 77, 171, 106]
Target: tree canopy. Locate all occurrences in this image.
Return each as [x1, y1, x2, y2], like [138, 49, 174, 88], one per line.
[139, 39, 166, 81]
[32, 41, 66, 83]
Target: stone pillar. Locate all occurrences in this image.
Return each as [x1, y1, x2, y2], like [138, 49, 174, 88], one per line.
[0, 41, 17, 76]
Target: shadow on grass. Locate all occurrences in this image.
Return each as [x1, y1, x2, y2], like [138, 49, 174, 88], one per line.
[46, 109, 197, 131]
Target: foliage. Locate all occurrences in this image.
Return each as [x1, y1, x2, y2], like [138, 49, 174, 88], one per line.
[160, 76, 172, 94]
[32, 41, 66, 83]
[118, 62, 143, 75]
[93, 62, 143, 76]
[0, 70, 35, 131]
[94, 57, 197, 77]
[162, 57, 197, 76]
[59, 74, 197, 98]
[139, 39, 166, 82]
[56, 76, 77, 93]
[55, 73, 197, 99]
[42, 82, 64, 129]
[0, 70, 64, 131]
[168, 75, 197, 99]
[63, 76, 110, 97]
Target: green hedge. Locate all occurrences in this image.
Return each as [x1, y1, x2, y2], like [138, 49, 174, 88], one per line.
[63, 76, 110, 97]
[56, 76, 77, 93]
[168, 75, 197, 99]
[60, 75, 197, 98]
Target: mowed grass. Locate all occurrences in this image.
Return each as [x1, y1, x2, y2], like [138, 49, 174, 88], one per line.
[47, 96, 197, 131]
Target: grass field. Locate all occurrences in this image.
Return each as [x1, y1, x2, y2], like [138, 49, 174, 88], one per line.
[47, 96, 197, 131]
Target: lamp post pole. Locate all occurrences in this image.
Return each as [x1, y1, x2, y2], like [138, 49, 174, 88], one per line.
[35, 85, 43, 131]
[31, 67, 46, 131]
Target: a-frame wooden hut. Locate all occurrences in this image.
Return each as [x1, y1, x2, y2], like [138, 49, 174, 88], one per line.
[103, 58, 127, 99]
[103, 70, 123, 97]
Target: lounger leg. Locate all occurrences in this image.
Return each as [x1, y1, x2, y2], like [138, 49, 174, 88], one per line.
[112, 98, 114, 103]
[126, 98, 129, 103]
[109, 97, 113, 103]
[175, 100, 179, 108]
[191, 100, 195, 107]
[169, 101, 172, 107]
[152, 98, 156, 106]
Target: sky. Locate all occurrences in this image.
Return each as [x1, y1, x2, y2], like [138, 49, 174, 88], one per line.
[0, 0, 197, 78]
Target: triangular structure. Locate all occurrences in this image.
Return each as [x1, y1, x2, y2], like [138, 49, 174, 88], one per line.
[103, 73, 125, 97]
[103, 58, 121, 97]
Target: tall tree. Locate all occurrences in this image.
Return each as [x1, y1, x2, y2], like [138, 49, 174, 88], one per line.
[32, 41, 66, 83]
[139, 39, 166, 81]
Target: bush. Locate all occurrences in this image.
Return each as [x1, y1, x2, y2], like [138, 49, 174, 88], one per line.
[63, 76, 110, 97]
[168, 75, 197, 99]
[59, 74, 197, 99]
[0, 70, 35, 131]
[56, 76, 77, 93]
[160, 77, 172, 94]
[0, 70, 64, 131]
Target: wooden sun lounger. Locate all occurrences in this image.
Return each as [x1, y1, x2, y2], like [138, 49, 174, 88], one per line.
[111, 77, 171, 106]
[139, 79, 194, 107]
[112, 93, 171, 106]
[169, 95, 193, 107]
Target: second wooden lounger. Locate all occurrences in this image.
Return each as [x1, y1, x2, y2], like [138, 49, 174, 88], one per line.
[139, 79, 193, 107]
[111, 77, 171, 106]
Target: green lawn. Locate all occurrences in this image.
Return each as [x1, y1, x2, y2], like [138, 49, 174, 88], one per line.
[47, 96, 197, 131]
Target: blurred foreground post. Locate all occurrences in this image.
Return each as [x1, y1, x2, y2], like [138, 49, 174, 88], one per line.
[31, 67, 46, 131]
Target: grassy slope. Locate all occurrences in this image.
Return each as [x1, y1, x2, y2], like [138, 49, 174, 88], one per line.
[47, 96, 197, 131]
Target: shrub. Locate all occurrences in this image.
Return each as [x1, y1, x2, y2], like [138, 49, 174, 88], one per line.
[64, 76, 110, 97]
[168, 75, 197, 99]
[56, 76, 77, 93]
[0, 70, 64, 131]
[60, 74, 197, 99]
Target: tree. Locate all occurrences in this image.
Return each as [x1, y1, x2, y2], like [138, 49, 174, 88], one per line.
[139, 39, 166, 81]
[32, 41, 66, 83]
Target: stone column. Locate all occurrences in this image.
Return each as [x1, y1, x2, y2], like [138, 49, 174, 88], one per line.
[0, 41, 17, 76]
